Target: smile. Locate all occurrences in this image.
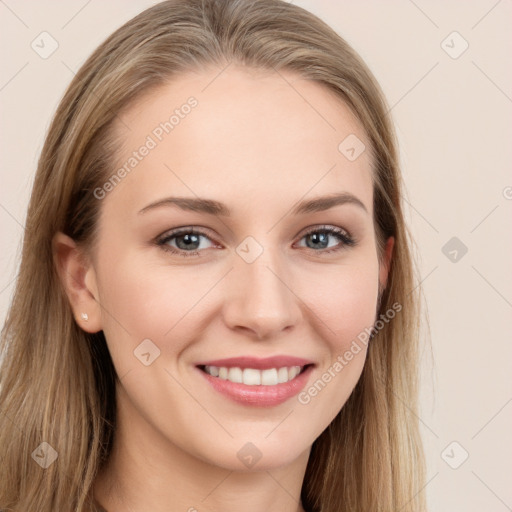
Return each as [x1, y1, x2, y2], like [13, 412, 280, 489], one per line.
[195, 356, 314, 407]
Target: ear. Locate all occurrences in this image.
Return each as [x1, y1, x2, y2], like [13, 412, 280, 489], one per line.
[379, 236, 394, 291]
[52, 232, 102, 333]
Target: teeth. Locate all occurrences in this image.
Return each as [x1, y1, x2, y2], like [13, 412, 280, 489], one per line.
[288, 366, 300, 380]
[204, 365, 304, 385]
[277, 367, 289, 383]
[243, 368, 261, 385]
[228, 367, 243, 383]
[261, 368, 278, 385]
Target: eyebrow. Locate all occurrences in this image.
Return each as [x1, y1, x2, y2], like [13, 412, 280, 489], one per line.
[138, 192, 368, 216]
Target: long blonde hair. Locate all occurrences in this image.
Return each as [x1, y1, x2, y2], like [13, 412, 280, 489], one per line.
[0, 0, 427, 510]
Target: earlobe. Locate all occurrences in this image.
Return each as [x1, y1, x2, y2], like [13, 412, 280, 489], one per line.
[52, 232, 102, 333]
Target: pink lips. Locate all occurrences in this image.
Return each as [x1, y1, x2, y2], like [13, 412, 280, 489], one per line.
[196, 355, 314, 407]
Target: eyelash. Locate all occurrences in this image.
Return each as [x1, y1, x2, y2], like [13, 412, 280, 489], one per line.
[155, 225, 357, 258]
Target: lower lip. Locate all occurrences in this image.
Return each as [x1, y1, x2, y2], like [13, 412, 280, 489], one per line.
[197, 365, 314, 407]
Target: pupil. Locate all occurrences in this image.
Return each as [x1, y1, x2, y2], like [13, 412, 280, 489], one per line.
[177, 233, 199, 250]
[309, 232, 328, 249]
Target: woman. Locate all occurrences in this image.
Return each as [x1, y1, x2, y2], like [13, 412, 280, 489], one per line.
[0, 0, 427, 510]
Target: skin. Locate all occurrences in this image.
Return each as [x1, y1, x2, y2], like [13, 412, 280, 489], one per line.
[54, 64, 393, 512]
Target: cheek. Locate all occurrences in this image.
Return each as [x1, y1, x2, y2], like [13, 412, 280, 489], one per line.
[294, 260, 378, 424]
[303, 258, 380, 349]
[95, 254, 204, 367]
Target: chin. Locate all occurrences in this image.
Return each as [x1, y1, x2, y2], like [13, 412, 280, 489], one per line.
[192, 435, 312, 473]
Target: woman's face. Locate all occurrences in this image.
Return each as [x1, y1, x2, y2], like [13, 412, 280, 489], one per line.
[84, 65, 392, 471]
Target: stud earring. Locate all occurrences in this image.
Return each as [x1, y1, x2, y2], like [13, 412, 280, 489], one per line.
[80, 312, 89, 321]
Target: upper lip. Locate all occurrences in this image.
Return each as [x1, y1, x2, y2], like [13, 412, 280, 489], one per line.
[196, 355, 314, 370]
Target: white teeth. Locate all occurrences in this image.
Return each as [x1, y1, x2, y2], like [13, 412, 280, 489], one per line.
[203, 365, 305, 385]
[261, 368, 278, 385]
[243, 368, 261, 386]
[228, 367, 243, 383]
[288, 366, 300, 380]
[277, 367, 289, 383]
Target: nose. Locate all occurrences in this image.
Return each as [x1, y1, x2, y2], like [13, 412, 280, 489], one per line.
[222, 251, 303, 340]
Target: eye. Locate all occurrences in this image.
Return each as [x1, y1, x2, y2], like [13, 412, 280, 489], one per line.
[156, 227, 216, 257]
[156, 224, 356, 258]
[295, 225, 356, 255]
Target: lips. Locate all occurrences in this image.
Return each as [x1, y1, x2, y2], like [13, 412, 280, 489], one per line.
[195, 355, 314, 406]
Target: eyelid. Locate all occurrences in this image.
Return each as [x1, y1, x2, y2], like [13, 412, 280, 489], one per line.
[294, 223, 352, 240]
[156, 225, 218, 241]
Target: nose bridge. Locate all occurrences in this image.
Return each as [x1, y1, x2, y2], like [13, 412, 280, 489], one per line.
[222, 238, 302, 338]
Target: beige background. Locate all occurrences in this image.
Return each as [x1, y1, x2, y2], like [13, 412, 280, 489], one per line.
[1, 1, 511, 510]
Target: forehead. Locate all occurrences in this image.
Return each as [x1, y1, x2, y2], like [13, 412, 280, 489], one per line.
[105, 65, 374, 219]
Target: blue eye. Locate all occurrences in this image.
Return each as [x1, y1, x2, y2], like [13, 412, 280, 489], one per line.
[157, 228, 214, 257]
[297, 226, 356, 253]
[156, 225, 356, 258]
